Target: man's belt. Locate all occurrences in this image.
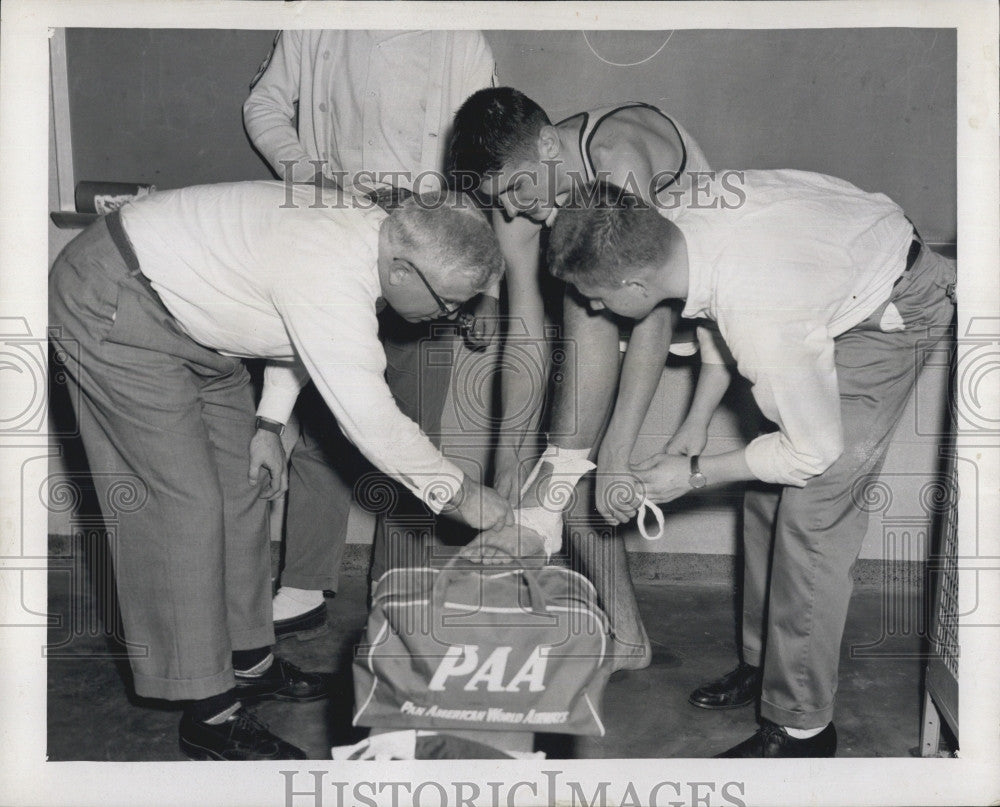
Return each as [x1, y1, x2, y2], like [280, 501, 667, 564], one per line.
[894, 233, 923, 287]
[105, 210, 171, 313]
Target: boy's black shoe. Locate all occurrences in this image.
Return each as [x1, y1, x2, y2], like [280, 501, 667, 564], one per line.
[234, 657, 331, 702]
[715, 720, 837, 758]
[179, 707, 307, 760]
[689, 661, 761, 709]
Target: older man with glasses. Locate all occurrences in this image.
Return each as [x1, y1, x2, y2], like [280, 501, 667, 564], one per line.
[49, 179, 512, 761]
[397, 256, 470, 321]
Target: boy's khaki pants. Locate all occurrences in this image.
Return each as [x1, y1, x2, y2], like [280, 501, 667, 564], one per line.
[740, 245, 956, 729]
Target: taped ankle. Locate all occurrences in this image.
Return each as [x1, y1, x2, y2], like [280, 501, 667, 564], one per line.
[516, 445, 596, 556]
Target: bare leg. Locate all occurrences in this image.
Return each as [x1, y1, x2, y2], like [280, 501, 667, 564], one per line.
[566, 476, 651, 671]
[549, 289, 620, 448]
[523, 290, 651, 671]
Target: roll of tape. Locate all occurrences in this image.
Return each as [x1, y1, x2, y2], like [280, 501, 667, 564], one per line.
[75, 181, 155, 215]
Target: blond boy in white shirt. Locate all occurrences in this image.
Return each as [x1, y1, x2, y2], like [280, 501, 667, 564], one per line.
[545, 174, 956, 757]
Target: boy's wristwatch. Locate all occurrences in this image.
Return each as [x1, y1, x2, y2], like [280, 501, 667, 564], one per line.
[254, 416, 285, 437]
[688, 455, 707, 489]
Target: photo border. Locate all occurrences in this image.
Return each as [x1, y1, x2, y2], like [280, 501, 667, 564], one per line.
[1, 1, 997, 805]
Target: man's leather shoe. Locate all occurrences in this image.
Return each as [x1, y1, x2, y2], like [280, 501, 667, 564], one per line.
[274, 602, 328, 640]
[179, 707, 307, 760]
[715, 720, 837, 758]
[234, 657, 331, 702]
[689, 661, 761, 709]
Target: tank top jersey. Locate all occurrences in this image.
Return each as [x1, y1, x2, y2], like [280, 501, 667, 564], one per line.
[559, 102, 713, 222]
[558, 103, 711, 354]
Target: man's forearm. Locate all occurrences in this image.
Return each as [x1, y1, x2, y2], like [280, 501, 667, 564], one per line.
[683, 362, 732, 430]
[257, 360, 310, 424]
[700, 449, 756, 486]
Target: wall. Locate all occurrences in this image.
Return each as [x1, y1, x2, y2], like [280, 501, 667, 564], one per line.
[488, 28, 955, 244]
[65, 27, 957, 242]
[67, 29, 277, 189]
[52, 27, 957, 559]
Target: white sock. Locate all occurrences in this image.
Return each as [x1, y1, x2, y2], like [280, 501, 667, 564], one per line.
[203, 702, 242, 725]
[273, 586, 324, 620]
[513, 508, 563, 557]
[235, 653, 274, 677]
[516, 444, 595, 556]
[784, 724, 827, 739]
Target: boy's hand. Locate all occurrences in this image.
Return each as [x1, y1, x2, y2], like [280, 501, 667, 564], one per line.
[631, 452, 690, 504]
[492, 444, 523, 506]
[664, 420, 709, 457]
[595, 443, 642, 525]
[248, 430, 288, 500]
[448, 477, 515, 531]
[463, 295, 500, 350]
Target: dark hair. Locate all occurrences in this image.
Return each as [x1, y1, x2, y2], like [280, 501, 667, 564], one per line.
[548, 180, 673, 287]
[448, 87, 552, 188]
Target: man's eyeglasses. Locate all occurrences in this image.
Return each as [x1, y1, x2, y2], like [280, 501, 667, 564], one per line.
[394, 257, 473, 328]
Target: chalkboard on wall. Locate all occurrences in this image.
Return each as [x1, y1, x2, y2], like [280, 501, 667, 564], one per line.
[67, 28, 279, 190]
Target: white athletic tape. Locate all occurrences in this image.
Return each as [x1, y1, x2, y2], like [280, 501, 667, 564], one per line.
[513, 507, 562, 557]
[516, 446, 596, 558]
[636, 498, 665, 541]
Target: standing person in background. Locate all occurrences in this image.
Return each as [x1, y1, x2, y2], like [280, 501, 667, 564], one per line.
[243, 29, 497, 636]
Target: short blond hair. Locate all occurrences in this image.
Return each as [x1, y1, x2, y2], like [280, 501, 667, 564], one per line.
[390, 190, 505, 293]
[548, 180, 672, 287]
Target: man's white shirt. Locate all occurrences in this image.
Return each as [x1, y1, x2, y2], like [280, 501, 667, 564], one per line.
[243, 29, 497, 189]
[678, 169, 915, 486]
[121, 181, 463, 511]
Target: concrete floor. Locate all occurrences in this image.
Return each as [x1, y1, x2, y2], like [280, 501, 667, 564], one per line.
[46, 543, 932, 761]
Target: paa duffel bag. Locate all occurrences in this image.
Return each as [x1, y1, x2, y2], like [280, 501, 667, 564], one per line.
[352, 557, 614, 736]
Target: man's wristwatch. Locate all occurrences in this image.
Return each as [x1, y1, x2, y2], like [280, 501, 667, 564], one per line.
[254, 416, 285, 437]
[688, 455, 707, 489]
